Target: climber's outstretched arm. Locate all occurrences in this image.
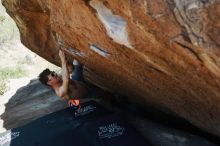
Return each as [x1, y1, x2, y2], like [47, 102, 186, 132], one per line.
[56, 50, 69, 99]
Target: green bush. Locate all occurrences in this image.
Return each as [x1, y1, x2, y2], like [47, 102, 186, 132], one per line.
[0, 81, 7, 95]
[0, 16, 5, 23]
[0, 66, 26, 95]
[0, 66, 26, 80]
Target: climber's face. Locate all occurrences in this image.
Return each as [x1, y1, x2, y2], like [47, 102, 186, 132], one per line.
[47, 71, 61, 86]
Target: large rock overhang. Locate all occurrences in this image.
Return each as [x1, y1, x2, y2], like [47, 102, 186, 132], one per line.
[2, 0, 220, 137]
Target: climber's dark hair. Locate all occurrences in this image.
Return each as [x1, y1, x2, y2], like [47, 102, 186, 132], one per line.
[39, 68, 51, 85]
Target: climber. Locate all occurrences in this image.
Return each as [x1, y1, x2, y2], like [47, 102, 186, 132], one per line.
[38, 50, 87, 109]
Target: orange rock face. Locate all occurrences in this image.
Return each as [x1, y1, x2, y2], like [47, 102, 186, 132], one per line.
[2, 0, 220, 136]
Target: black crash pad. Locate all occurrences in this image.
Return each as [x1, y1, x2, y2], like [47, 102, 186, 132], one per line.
[0, 100, 150, 146]
[80, 114, 150, 146]
[69, 100, 111, 121]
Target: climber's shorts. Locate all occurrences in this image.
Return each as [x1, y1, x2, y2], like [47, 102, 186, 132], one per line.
[71, 65, 84, 82]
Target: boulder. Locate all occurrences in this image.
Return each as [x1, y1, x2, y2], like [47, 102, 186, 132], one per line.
[2, 0, 220, 137]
